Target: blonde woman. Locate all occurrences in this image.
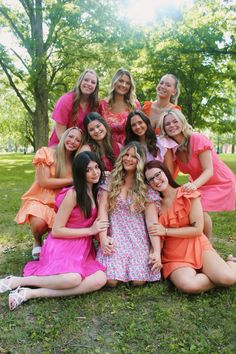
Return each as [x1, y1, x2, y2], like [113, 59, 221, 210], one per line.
[99, 68, 141, 144]
[15, 127, 83, 259]
[49, 69, 99, 146]
[143, 74, 181, 134]
[159, 108, 236, 238]
[96, 142, 162, 287]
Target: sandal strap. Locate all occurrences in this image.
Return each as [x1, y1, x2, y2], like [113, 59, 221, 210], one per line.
[0, 276, 13, 293]
[9, 287, 27, 310]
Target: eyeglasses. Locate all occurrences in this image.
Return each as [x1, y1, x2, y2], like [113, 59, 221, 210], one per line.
[146, 171, 162, 185]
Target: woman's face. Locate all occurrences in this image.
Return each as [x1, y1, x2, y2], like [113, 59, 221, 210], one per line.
[164, 113, 183, 138]
[122, 147, 138, 172]
[130, 115, 147, 137]
[114, 74, 131, 96]
[80, 72, 97, 96]
[156, 75, 176, 100]
[86, 160, 101, 184]
[145, 167, 168, 192]
[87, 120, 107, 142]
[64, 129, 82, 151]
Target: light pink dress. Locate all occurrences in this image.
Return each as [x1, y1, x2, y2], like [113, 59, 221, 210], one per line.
[176, 133, 235, 211]
[99, 99, 141, 144]
[23, 188, 106, 278]
[146, 136, 178, 162]
[48, 92, 91, 146]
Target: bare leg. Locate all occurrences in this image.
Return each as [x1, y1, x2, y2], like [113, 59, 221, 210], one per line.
[106, 279, 120, 287]
[131, 281, 146, 286]
[202, 250, 236, 286]
[169, 267, 215, 294]
[203, 212, 212, 240]
[29, 215, 48, 247]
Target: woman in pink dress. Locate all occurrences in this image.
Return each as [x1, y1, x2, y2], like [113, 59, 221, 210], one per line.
[0, 152, 108, 310]
[142, 73, 181, 134]
[48, 69, 99, 146]
[99, 68, 141, 144]
[125, 110, 178, 176]
[145, 160, 236, 294]
[15, 127, 83, 259]
[79, 112, 121, 173]
[159, 108, 236, 239]
[96, 142, 162, 286]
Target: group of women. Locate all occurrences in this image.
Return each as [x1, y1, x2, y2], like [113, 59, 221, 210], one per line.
[0, 68, 236, 311]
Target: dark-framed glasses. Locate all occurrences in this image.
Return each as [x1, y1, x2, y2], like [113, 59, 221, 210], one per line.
[146, 171, 162, 185]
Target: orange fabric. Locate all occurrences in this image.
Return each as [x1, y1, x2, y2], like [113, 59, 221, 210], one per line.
[159, 187, 213, 279]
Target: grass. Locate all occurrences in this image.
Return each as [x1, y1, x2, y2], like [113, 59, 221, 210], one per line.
[0, 153, 235, 353]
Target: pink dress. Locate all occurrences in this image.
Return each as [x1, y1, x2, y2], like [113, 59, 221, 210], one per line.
[23, 188, 106, 278]
[99, 99, 141, 144]
[176, 133, 235, 211]
[96, 186, 161, 282]
[48, 92, 91, 146]
[146, 136, 178, 162]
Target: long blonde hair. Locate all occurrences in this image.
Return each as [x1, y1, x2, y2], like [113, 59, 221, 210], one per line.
[108, 68, 137, 110]
[55, 127, 82, 177]
[108, 142, 147, 213]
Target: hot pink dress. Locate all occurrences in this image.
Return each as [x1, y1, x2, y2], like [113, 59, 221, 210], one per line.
[176, 133, 235, 211]
[99, 99, 141, 144]
[23, 188, 106, 278]
[48, 91, 91, 146]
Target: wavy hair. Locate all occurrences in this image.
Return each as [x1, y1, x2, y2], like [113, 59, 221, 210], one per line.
[72, 69, 99, 123]
[83, 112, 115, 169]
[108, 141, 147, 213]
[55, 127, 82, 177]
[159, 74, 180, 105]
[125, 110, 159, 157]
[72, 151, 104, 217]
[108, 68, 137, 110]
[159, 109, 193, 151]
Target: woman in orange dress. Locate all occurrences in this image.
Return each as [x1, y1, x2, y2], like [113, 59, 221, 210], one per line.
[144, 160, 236, 294]
[142, 74, 181, 134]
[15, 127, 82, 259]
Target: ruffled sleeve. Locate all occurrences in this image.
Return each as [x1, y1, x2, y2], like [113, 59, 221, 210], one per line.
[51, 92, 74, 125]
[146, 187, 161, 208]
[190, 133, 213, 156]
[142, 101, 152, 117]
[33, 147, 55, 167]
[134, 99, 141, 109]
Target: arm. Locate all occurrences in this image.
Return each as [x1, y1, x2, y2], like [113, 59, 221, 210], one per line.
[54, 122, 67, 141]
[183, 150, 213, 192]
[36, 164, 73, 189]
[163, 148, 174, 177]
[97, 190, 114, 255]
[148, 197, 204, 238]
[52, 189, 109, 238]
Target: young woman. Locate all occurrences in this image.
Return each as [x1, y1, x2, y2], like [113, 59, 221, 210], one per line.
[15, 127, 82, 259]
[96, 142, 162, 287]
[145, 160, 236, 294]
[99, 68, 141, 144]
[0, 152, 108, 310]
[159, 108, 236, 238]
[125, 110, 178, 176]
[79, 112, 121, 173]
[48, 69, 99, 146]
[142, 74, 181, 134]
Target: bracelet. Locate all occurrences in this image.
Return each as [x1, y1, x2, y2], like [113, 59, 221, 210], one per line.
[165, 228, 168, 236]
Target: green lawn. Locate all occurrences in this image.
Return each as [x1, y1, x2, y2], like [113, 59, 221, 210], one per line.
[0, 153, 235, 353]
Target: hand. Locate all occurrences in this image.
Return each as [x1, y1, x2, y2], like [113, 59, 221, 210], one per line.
[101, 236, 115, 256]
[90, 218, 109, 235]
[182, 182, 197, 193]
[148, 223, 166, 237]
[149, 252, 162, 273]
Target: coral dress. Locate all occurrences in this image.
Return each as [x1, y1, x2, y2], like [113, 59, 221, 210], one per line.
[96, 186, 161, 282]
[15, 147, 62, 228]
[99, 99, 141, 144]
[23, 188, 106, 278]
[149, 187, 214, 279]
[176, 133, 236, 211]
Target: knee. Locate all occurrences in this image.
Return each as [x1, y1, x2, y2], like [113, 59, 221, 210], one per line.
[175, 279, 202, 294]
[65, 273, 82, 288]
[106, 279, 119, 288]
[92, 271, 107, 290]
[30, 218, 48, 236]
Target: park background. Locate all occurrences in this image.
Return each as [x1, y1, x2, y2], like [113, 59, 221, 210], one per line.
[0, 0, 235, 353]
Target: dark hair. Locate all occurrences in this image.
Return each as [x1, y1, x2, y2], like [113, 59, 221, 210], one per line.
[83, 112, 116, 168]
[125, 110, 159, 157]
[144, 160, 180, 191]
[72, 151, 104, 217]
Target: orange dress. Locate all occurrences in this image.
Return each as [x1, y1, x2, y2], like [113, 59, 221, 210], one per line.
[158, 188, 213, 279]
[15, 147, 64, 228]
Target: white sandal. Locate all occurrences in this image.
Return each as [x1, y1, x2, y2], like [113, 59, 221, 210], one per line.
[227, 254, 236, 262]
[8, 287, 28, 311]
[32, 246, 42, 260]
[0, 275, 15, 293]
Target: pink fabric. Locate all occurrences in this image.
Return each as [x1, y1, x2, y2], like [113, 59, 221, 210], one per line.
[23, 188, 106, 278]
[48, 92, 91, 146]
[99, 99, 141, 144]
[146, 136, 178, 162]
[176, 133, 235, 211]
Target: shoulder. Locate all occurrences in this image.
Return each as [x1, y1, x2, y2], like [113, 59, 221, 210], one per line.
[190, 132, 213, 154]
[33, 147, 55, 166]
[142, 101, 152, 116]
[146, 186, 161, 205]
[55, 91, 75, 107]
[177, 186, 201, 201]
[134, 99, 141, 109]
[56, 187, 76, 207]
